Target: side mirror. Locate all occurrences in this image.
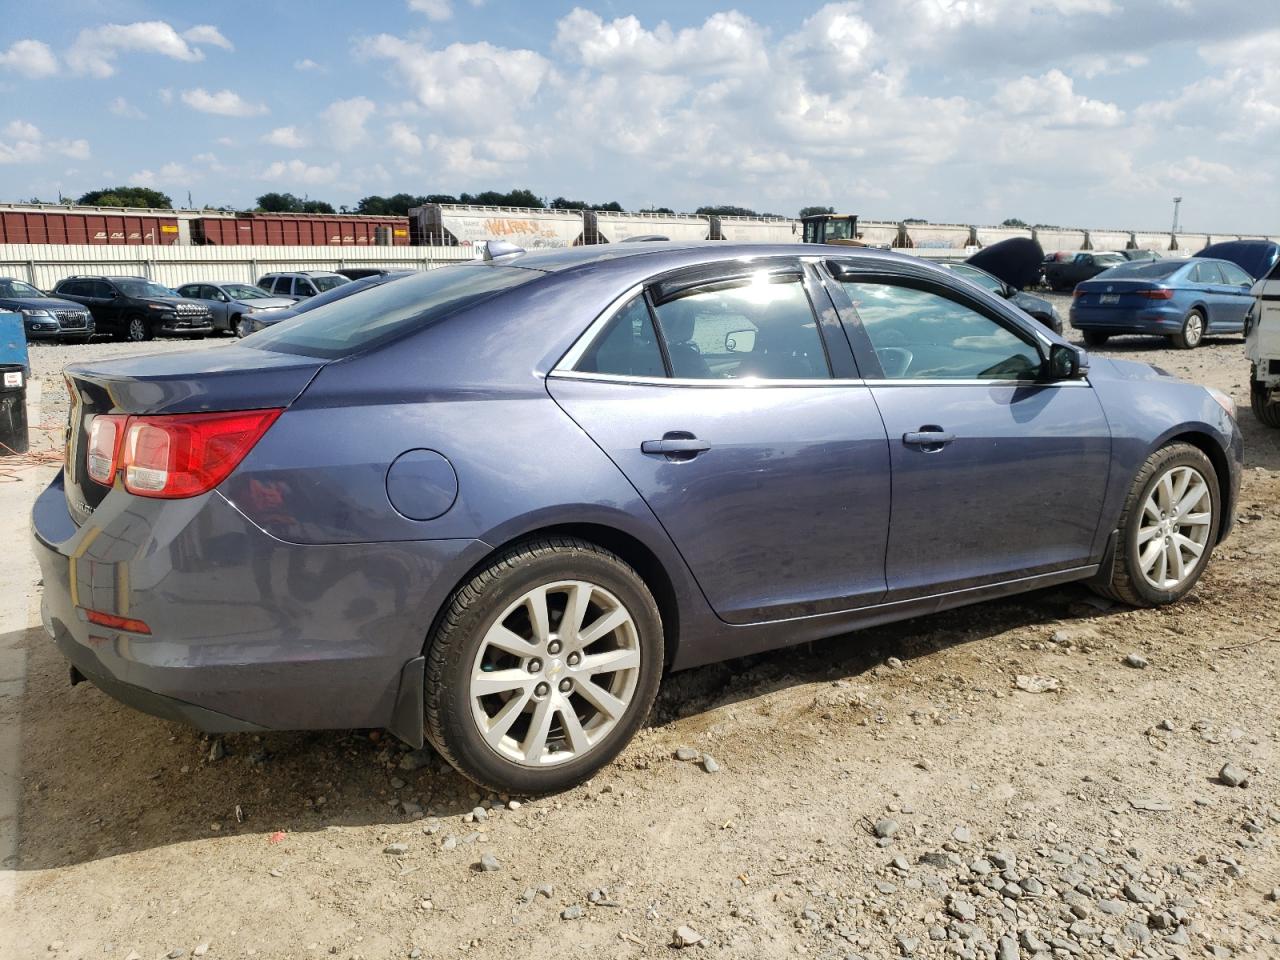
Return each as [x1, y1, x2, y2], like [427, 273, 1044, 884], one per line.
[1046, 343, 1085, 381]
[725, 328, 756, 353]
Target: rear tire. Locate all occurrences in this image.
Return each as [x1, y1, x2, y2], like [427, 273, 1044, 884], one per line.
[1083, 331, 1110, 347]
[1252, 380, 1280, 428]
[1092, 442, 1219, 607]
[1171, 309, 1205, 349]
[424, 537, 664, 794]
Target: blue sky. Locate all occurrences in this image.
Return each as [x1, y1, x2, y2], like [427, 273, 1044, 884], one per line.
[1, 0, 1278, 232]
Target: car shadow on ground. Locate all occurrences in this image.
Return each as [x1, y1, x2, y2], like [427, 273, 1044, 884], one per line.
[15, 578, 1127, 871]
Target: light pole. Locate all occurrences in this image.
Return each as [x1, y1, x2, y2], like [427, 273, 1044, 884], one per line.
[1171, 197, 1183, 235]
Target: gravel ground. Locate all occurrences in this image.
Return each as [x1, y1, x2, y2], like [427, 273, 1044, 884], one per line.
[7, 300, 1280, 959]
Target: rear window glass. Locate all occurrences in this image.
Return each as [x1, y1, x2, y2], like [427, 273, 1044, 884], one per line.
[248, 264, 539, 358]
[1099, 260, 1185, 279]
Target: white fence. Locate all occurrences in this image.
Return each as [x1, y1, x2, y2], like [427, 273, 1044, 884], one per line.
[0, 244, 474, 291]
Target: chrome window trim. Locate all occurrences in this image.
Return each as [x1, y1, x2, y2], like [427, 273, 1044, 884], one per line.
[548, 370, 1091, 389]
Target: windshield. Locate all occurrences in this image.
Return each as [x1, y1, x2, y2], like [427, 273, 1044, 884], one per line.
[223, 284, 270, 300]
[313, 275, 349, 292]
[249, 265, 540, 359]
[824, 218, 855, 241]
[0, 280, 43, 298]
[1099, 260, 1186, 279]
[117, 280, 177, 298]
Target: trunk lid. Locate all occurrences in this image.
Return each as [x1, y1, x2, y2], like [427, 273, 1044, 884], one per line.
[1073, 279, 1168, 309]
[64, 344, 326, 523]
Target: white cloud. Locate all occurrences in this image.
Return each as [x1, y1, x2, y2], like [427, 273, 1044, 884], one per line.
[0, 39, 58, 78]
[262, 125, 309, 148]
[361, 35, 551, 129]
[993, 69, 1123, 127]
[387, 122, 423, 154]
[109, 97, 147, 119]
[320, 96, 377, 149]
[181, 87, 269, 117]
[182, 25, 233, 51]
[259, 159, 341, 185]
[555, 9, 767, 75]
[408, 0, 452, 20]
[0, 120, 89, 165]
[294, 58, 323, 71]
[67, 20, 226, 77]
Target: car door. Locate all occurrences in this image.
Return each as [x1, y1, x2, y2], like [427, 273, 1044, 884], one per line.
[1187, 262, 1233, 329]
[824, 262, 1112, 599]
[547, 261, 892, 625]
[1215, 262, 1257, 329]
[85, 279, 121, 331]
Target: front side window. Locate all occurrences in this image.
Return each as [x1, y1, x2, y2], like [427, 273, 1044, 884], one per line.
[293, 278, 317, 297]
[576, 295, 666, 378]
[0, 280, 43, 298]
[1219, 262, 1253, 286]
[840, 281, 1042, 381]
[652, 274, 830, 380]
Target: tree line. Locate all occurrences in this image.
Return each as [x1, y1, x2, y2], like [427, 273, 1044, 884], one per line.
[48, 185, 844, 220]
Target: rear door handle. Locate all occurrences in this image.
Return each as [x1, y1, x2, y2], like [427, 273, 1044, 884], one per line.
[641, 434, 711, 459]
[903, 428, 955, 450]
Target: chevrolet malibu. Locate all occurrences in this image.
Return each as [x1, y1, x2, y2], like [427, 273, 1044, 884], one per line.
[33, 244, 1242, 794]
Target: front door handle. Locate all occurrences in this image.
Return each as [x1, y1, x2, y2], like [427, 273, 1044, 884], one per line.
[903, 427, 955, 451]
[641, 433, 710, 460]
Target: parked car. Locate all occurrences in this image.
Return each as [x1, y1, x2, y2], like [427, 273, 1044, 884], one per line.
[257, 271, 349, 299]
[175, 281, 296, 337]
[33, 244, 1241, 794]
[940, 263, 1064, 334]
[1070, 257, 1255, 348]
[1043, 251, 1127, 291]
[1245, 257, 1280, 426]
[237, 271, 416, 335]
[51, 276, 212, 341]
[0, 277, 94, 342]
[1120, 250, 1161, 263]
[1195, 240, 1280, 281]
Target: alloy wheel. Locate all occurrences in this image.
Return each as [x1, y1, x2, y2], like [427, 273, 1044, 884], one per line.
[1183, 312, 1204, 347]
[128, 317, 147, 341]
[468, 580, 641, 767]
[1136, 464, 1212, 591]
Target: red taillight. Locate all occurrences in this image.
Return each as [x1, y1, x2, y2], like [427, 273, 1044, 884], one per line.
[1072, 288, 1085, 298]
[86, 414, 126, 485]
[121, 409, 282, 498]
[1140, 288, 1174, 300]
[81, 607, 151, 634]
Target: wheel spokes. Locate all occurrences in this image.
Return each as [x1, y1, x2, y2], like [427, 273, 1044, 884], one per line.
[471, 669, 532, 698]
[579, 647, 641, 676]
[577, 606, 629, 649]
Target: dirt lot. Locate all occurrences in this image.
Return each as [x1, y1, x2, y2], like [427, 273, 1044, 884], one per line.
[5, 305, 1279, 960]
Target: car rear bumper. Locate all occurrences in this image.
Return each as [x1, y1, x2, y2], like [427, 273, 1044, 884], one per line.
[1070, 304, 1183, 332]
[31, 469, 490, 735]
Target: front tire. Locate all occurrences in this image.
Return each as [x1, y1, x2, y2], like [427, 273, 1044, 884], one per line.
[235, 317, 253, 338]
[125, 315, 153, 342]
[1093, 443, 1220, 607]
[1171, 309, 1205, 349]
[424, 537, 664, 794]
[1083, 331, 1110, 347]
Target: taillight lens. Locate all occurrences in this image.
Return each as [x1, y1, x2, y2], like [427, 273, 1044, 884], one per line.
[1072, 288, 1086, 298]
[86, 414, 126, 485]
[1140, 288, 1174, 300]
[122, 409, 282, 498]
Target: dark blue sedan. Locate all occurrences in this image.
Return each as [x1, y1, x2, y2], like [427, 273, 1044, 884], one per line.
[33, 243, 1242, 794]
[1070, 257, 1255, 348]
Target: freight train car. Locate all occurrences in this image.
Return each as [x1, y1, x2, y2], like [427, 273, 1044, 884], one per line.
[191, 213, 409, 246]
[0, 206, 180, 245]
[410, 204, 584, 248]
[585, 210, 711, 243]
[710, 215, 798, 242]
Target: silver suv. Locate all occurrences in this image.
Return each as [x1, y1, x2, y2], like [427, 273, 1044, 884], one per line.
[257, 271, 349, 299]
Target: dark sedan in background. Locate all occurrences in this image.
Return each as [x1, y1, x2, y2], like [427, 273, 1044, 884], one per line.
[1044, 251, 1128, 291]
[940, 262, 1063, 333]
[1070, 257, 1255, 348]
[34, 243, 1240, 795]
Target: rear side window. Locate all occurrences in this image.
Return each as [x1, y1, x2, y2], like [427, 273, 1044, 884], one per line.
[1193, 262, 1224, 284]
[576, 296, 666, 378]
[248, 265, 540, 359]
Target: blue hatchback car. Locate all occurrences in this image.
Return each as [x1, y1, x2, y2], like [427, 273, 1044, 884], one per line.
[1070, 257, 1256, 349]
[32, 243, 1242, 794]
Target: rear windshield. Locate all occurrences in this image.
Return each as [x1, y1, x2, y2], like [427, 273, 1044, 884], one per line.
[248, 264, 539, 358]
[312, 275, 349, 292]
[1098, 260, 1185, 279]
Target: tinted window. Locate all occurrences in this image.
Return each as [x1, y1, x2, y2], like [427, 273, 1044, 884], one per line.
[576, 296, 666, 378]
[57, 280, 83, 296]
[947, 264, 1004, 294]
[1193, 262, 1224, 284]
[292, 278, 317, 297]
[249, 265, 539, 359]
[117, 280, 175, 298]
[652, 275, 829, 380]
[1219, 262, 1253, 286]
[91, 281, 116, 298]
[841, 281, 1041, 381]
